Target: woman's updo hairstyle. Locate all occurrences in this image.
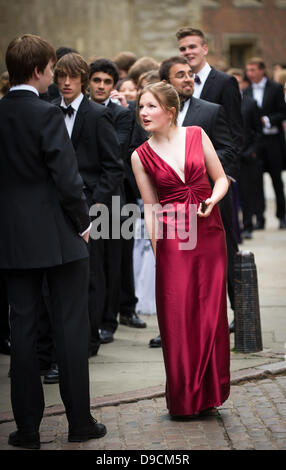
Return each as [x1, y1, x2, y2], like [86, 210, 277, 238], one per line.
[136, 81, 180, 126]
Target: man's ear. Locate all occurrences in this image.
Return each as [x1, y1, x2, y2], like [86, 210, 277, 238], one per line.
[33, 66, 41, 80]
[203, 44, 209, 56]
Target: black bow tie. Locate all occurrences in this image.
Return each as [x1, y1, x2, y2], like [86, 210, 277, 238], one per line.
[180, 100, 186, 112]
[60, 105, 74, 117]
[194, 75, 201, 84]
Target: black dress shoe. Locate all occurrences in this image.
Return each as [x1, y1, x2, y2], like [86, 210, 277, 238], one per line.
[89, 341, 100, 357]
[39, 361, 52, 376]
[43, 363, 59, 384]
[241, 230, 252, 240]
[229, 320, 235, 334]
[99, 329, 114, 344]
[149, 334, 162, 348]
[253, 219, 265, 230]
[279, 218, 286, 229]
[68, 416, 107, 442]
[120, 313, 147, 328]
[0, 338, 11, 355]
[8, 430, 40, 449]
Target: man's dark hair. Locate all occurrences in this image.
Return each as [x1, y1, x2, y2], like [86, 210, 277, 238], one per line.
[159, 56, 190, 82]
[89, 59, 119, 85]
[176, 27, 207, 45]
[56, 46, 78, 61]
[5, 34, 56, 86]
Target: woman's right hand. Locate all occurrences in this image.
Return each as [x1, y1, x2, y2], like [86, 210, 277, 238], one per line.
[197, 198, 214, 217]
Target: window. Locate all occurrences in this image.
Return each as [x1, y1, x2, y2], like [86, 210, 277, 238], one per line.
[222, 34, 259, 68]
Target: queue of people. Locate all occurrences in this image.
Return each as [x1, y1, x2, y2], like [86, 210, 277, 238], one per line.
[0, 27, 286, 449]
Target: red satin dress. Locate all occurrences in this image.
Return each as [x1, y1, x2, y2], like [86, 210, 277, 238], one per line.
[136, 126, 230, 416]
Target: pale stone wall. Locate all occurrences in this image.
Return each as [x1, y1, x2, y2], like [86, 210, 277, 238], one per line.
[0, 0, 201, 72]
[1, 1, 285, 74]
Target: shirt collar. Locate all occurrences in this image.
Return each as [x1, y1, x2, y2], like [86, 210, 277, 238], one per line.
[196, 62, 212, 82]
[253, 77, 267, 88]
[60, 92, 84, 110]
[9, 84, 39, 96]
[102, 97, 111, 106]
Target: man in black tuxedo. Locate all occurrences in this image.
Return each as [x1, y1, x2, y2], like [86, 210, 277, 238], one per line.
[244, 57, 286, 229]
[177, 28, 243, 333]
[229, 69, 263, 238]
[176, 27, 243, 162]
[0, 34, 106, 449]
[88, 59, 146, 343]
[149, 56, 237, 347]
[53, 53, 124, 355]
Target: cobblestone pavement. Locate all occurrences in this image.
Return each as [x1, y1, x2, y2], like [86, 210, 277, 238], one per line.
[1, 373, 285, 451]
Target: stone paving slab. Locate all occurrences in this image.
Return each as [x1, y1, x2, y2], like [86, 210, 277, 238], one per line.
[0, 367, 285, 451]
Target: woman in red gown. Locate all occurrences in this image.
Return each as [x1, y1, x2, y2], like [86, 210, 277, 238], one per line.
[132, 82, 230, 417]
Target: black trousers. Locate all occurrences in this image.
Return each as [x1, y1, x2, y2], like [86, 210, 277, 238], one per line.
[0, 279, 10, 343]
[239, 158, 263, 231]
[120, 236, 138, 316]
[259, 135, 286, 220]
[3, 258, 91, 433]
[219, 185, 239, 312]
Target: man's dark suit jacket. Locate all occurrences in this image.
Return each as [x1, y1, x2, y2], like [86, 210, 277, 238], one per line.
[182, 96, 237, 179]
[0, 90, 90, 270]
[240, 94, 262, 161]
[107, 100, 134, 205]
[199, 68, 244, 161]
[53, 95, 124, 207]
[244, 78, 286, 163]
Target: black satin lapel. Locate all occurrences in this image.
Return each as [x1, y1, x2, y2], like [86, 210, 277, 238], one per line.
[71, 98, 89, 147]
[262, 80, 270, 108]
[182, 98, 200, 126]
[199, 70, 215, 99]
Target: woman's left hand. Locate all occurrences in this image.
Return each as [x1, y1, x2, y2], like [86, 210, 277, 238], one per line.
[197, 198, 214, 217]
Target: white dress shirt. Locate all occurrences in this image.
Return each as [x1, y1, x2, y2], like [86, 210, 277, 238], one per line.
[177, 99, 190, 126]
[252, 77, 278, 135]
[59, 93, 92, 236]
[60, 92, 84, 137]
[192, 62, 212, 99]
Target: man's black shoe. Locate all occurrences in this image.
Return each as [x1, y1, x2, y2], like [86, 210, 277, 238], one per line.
[43, 363, 59, 384]
[279, 218, 286, 229]
[0, 338, 11, 355]
[68, 417, 107, 442]
[242, 230, 252, 240]
[229, 320, 235, 334]
[99, 329, 114, 344]
[149, 334, 162, 348]
[8, 430, 40, 449]
[89, 341, 100, 357]
[253, 219, 265, 230]
[120, 313, 147, 328]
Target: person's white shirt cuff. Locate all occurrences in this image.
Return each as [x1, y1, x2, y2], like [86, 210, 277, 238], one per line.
[262, 116, 271, 129]
[79, 222, 92, 237]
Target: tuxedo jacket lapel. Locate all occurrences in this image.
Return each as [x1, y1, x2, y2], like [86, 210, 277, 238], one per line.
[262, 79, 270, 108]
[200, 68, 216, 100]
[182, 97, 202, 126]
[71, 96, 89, 148]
